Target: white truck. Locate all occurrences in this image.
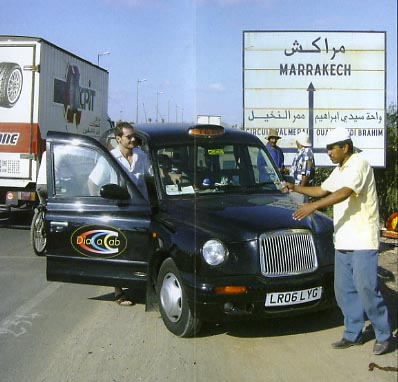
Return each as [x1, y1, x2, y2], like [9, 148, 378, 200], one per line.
[0, 36, 112, 222]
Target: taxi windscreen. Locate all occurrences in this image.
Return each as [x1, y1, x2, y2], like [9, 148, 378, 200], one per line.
[154, 143, 283, 196]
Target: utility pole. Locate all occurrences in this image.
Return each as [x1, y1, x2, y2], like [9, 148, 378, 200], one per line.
[136, 78, 147, 123]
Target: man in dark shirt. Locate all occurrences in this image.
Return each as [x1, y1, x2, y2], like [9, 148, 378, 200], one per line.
[264, 128, 285, 172]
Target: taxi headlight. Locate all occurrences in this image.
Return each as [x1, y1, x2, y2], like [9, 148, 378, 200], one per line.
[202, 239, 228, 266]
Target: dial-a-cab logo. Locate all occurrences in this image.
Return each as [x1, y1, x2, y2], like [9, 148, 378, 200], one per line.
[71, 225, 127, 258]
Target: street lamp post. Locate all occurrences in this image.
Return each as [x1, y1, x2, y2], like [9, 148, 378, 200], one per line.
[97, 51, 110, 66]
[156, 91, 164, 122]
[176, 104, 179, 123]
[136, 78, 147, 123]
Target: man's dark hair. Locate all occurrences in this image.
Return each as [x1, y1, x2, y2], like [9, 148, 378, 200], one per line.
[326, 139, 354, 153]
[114, 122, 134, 137]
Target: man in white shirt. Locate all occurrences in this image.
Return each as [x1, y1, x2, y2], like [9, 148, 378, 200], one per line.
[88, 122, 152, 306]
[284, 127, 391, 356]
[88, 123, 151, 198]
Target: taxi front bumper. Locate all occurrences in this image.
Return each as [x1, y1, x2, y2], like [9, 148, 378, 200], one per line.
[180, 267, 335, 321]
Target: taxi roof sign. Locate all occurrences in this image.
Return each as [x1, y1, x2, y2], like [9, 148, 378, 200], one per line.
[188, 125, 225, 138]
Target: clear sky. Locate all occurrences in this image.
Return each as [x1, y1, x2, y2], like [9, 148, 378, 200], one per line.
[1, 0, 396, 125]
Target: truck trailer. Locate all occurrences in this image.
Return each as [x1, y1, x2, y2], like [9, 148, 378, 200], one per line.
[0, 36, 112, 222]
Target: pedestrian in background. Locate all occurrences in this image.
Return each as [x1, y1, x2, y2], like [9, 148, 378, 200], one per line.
[264, 128, 286, 173]
[284, 127, 392, 355]
[290, 132, 315, 202]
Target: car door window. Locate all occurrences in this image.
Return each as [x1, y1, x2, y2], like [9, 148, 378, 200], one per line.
[250, 146, 279, 183]
[52, 144, 122, 197]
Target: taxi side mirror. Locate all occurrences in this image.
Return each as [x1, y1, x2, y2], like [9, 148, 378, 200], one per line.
[100, 184, 130, 201]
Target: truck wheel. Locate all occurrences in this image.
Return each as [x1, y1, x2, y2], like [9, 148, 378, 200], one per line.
[157, 258, 201, 337]
[0, 62, 23, 108]
[30, 208, 46, 256]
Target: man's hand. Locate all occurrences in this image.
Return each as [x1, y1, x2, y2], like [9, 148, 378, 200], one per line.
[277, 181, 294, 193]
[292, 186, 353, 221]
[292, 202, 318, 221]
[285, 182, 295, 192]
[169, 172, 182, 185]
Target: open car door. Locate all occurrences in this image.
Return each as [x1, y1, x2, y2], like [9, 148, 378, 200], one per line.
[45, 132, 152, 289]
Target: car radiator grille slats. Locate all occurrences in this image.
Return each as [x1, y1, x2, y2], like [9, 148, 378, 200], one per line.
[260, 230, 318, 277]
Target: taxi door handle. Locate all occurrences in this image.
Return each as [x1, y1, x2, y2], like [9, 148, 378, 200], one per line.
[50, 221, 69, 232]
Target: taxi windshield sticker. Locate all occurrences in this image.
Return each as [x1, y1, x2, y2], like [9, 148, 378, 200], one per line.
[71, 225, 127, 258]
[207, 148, 224, 155]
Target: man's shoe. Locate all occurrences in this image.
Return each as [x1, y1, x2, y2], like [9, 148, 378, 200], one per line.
[373, 339, 390, 355]
[332, 337, 364, 349]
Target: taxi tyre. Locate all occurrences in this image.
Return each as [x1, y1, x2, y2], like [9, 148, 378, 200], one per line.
[157, 258, 201, 337]
[30, 207, 46, 256]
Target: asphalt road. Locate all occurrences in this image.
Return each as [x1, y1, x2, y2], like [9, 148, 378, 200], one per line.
[0, 223, 397, 382]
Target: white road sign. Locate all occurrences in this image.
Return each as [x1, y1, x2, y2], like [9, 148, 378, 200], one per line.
[243, 31, 386, 167]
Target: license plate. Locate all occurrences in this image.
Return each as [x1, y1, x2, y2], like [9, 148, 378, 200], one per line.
[265, 286, 322, 307]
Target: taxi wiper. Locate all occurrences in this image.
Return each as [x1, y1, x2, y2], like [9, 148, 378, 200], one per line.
[246, 181, 276, 189]
[214, 183, 243, 192]
[244, 181, 278, 192]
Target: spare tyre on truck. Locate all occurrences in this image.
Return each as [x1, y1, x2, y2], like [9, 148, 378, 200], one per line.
[0, 62, 23, 108]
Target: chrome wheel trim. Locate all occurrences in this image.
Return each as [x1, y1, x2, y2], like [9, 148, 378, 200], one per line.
[160, 272, 183, 322]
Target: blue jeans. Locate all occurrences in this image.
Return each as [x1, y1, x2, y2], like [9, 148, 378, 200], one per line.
[334, 249, 391, 342]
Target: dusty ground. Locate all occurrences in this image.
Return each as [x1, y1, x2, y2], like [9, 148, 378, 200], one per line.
[1, 228, 397, 382]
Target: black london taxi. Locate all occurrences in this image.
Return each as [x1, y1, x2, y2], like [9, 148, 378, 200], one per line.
[43, 123, 335, 337]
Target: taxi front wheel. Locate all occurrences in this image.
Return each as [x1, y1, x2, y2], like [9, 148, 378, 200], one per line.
[157, 258, 201, 337]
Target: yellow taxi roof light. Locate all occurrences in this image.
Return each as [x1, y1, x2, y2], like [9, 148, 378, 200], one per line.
[188, 125, 225, 138]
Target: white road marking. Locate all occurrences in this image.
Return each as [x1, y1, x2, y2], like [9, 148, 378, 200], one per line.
[1, 283, 61, 328]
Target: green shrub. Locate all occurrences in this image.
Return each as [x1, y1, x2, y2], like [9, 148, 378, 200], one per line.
[374, 104, 398, 224]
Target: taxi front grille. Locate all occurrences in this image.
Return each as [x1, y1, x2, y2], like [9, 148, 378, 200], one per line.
[260, 229, 318, 277]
